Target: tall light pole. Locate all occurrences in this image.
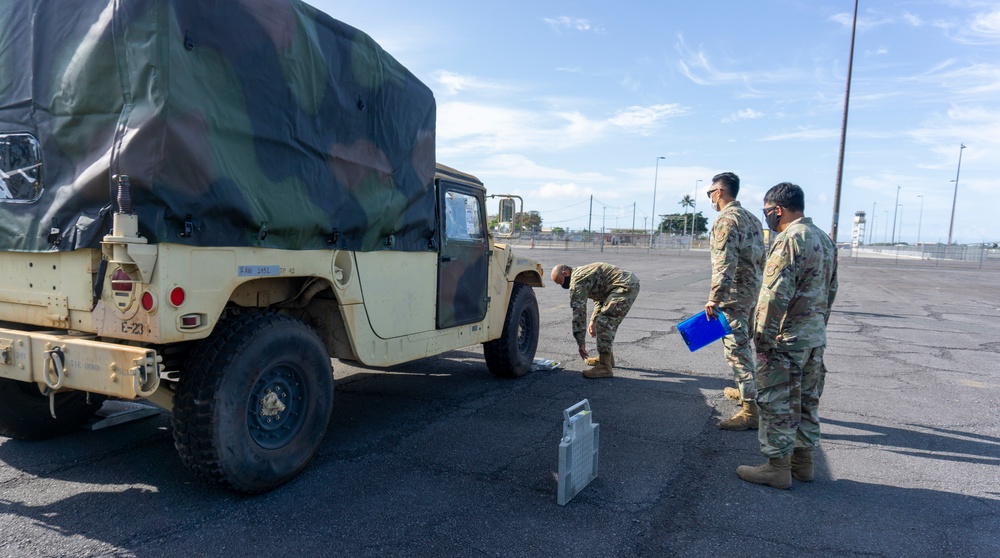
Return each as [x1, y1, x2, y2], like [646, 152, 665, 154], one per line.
[946, 143, 966, 247]
[916, 195, 924, 246]
[883, 210, 889, 244]
[898, 204, 903, 244]
[831, 0, 859, 243]
[691, 179, 703, 238]
[868, 201, 876, 245]
[650, 156, 665, 248]
[891, 185, 900, 244]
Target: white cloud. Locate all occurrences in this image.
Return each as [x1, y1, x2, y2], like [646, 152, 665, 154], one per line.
[436, 101, 687, 156]
[966, 9, 1000, 42]
[607, 104, 687, 133]
[674, 34, 803, 93]
[902, 12, 923, 27]
[543, 16, 605, 34]
[761, 128, 841, 141]
[477, 154, 614, 184]
[722, 108, 764, 123]
[864, 46, 889, 56]
[829, 11, 894, 31]
[432, 70, 515, 96]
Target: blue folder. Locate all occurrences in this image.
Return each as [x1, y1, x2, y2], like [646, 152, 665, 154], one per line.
[677, 310, 733, 352]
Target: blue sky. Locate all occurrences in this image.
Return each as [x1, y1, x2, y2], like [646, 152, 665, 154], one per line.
[318, 1, 1000, 245]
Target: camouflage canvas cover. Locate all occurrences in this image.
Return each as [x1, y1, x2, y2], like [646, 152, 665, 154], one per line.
[0, 0, 436, 253]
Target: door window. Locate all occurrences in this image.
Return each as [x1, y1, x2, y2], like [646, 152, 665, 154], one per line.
[445, 191, 483, 241]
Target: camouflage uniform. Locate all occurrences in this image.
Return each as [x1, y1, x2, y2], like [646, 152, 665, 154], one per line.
[569, 263, 640, 354]
[708, 201, 765, 401]
[753, 217, 838, 458]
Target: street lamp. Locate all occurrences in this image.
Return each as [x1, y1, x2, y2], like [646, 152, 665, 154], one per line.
[891, 185, 900, 244]
[691, 179, 703, 239]
[947, 143, 966, 248]
[650, 156, 665, 248]
[916, 195, 924, 246]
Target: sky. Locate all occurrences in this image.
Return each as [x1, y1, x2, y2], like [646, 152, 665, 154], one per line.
[316, 0, 1000, 245]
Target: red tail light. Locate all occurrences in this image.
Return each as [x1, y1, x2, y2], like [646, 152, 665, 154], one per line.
[169, 287, 186, 307]
[111, 269, 132, 292]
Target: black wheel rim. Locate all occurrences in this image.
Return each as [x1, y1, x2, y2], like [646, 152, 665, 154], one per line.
[516, 308, 532, 355]
[247, 364, 307, 450]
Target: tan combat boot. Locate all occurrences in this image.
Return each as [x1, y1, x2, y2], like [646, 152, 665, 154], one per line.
[723, 386, 741, 401]
[736, 455, 792, 489]
[718, 400, 759, 431]
[791, 448, 814, 482]
[584, 353, 615, 368]
[582, 353, 614, 379]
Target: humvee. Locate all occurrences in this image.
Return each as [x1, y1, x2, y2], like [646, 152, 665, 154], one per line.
[0, 0, 543, 492]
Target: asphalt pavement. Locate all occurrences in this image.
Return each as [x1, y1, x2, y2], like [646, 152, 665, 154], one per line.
[1, 246, 998, 557]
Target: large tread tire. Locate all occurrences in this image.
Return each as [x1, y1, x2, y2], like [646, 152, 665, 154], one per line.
[0, 379, 106, 440]
[484, 283, 540, 378]
[171, 312, 334, 494]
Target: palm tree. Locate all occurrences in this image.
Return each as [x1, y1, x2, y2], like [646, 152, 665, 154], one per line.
[679, 195, 695, 236]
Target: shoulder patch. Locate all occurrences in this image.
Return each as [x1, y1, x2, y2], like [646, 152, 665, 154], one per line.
[765, 262, 778, 277]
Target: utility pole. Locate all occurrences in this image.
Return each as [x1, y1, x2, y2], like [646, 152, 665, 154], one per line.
[891, 185, 900, 244]
[947, 144, 966, 247]
[831, 0, 859, 243]
[588, 195, 593, 232]
[868, 201, 876, 244]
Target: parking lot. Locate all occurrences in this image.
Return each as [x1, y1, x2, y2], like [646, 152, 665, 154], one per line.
[1, 246, 998, 557]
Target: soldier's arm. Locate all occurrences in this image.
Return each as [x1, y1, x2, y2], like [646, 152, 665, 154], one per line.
[708, 218, 738, 303]
[754, 239, 796, 350]
[570, 269, 598, 345]
[826, 251, 839, 324]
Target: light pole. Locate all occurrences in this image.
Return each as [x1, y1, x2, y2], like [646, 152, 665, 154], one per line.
[868, 201, 876, 245]
[891, 185, 900, 244]
[650, 156, 665, 248]
[916, 195, 924, 246]
[898, 204, 903, 245]
[691, 179, 702, 239]
[831, 0, 859, 243]
[947, 143, 966, 248]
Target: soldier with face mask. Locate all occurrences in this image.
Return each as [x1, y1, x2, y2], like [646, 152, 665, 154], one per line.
[705, 172, 766, 430]
[550, 263, 640, 378]
[737, 182, 838, 489]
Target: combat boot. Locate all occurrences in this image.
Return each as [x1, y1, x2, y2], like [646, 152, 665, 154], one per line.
[723, 386, 741, 401]
[718, 400, 759, 431]
[791, 448, 814, 482]
[582, 353, 614, 379]
[736, 455, 791, 489]
[584, 353, 615, 368]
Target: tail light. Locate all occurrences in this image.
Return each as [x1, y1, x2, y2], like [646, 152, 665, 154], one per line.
[110, 268, 136, 311]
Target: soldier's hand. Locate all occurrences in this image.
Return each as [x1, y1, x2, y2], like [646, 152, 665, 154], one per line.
[705, 300, 718, 319]
[587, 320, 596, 337]
[578, 344, 589, 360]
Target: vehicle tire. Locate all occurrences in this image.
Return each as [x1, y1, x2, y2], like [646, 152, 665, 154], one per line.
[171, 312, 334, 494]
[0, 379, 106, 440]
[483, 283, 539, 378]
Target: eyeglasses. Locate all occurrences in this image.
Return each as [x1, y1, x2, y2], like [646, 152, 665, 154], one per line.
[762, 206, 779, 217]
[706, 188, 720, 199]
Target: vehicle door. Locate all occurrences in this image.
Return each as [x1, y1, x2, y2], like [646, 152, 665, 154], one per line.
[437, 182, 488, 329]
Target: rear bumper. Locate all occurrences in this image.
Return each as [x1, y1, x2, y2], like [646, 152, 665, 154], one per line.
[0, 327, 160, 398]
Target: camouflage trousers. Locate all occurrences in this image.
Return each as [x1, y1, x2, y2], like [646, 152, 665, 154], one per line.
[721, 310, 757, 401]
[755, 346, 826, 458]
[593, 279, 640, 354]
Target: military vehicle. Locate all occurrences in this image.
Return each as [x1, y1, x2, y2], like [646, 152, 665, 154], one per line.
[0, 0, 543, 493]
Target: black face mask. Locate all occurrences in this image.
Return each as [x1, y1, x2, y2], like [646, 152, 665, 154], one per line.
[764, 207, 781, 232]
[561, 277, 571, 289]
